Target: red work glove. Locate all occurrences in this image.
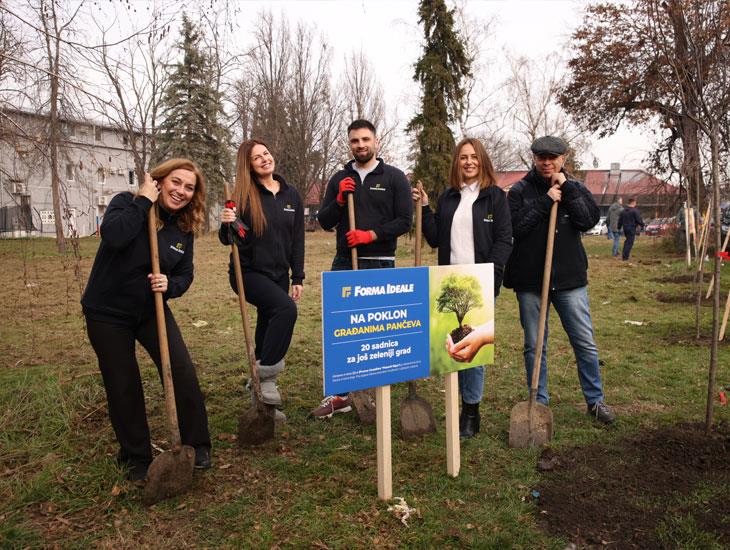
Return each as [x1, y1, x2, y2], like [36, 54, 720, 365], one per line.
[346, 229, 374, 247]
[336, 177, 356, 206]
[224, 200, 249, 246]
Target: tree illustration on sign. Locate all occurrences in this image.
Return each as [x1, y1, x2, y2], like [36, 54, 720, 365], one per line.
[436, 274, 483, 343]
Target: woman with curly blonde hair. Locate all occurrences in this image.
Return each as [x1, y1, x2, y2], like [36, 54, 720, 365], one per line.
[82, 158, 212, 481]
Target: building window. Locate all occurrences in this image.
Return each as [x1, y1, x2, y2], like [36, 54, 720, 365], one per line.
[128, 169, 135, 186]
[94, 126, 103, 142]
[65, 163, 74, 181]
[61, 123, 75, 137]
[97, 167, 106, 185]
[40, 210, 55, 224]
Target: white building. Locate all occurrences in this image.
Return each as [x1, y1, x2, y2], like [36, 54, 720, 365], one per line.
[0, 108, 140, 237]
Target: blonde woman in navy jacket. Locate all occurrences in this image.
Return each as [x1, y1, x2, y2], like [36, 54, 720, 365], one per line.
[413, 138, 512, 438]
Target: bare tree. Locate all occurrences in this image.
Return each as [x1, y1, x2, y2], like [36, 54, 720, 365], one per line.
[505, 51, 590, 170]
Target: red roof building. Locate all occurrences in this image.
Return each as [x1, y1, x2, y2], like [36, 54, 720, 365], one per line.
[496, 163, 680, 218]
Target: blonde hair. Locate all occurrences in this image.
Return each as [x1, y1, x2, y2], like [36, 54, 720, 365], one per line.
[449, 138, 497, 191]
[231, 139, 269, 236]
[148, 158, 206, 234]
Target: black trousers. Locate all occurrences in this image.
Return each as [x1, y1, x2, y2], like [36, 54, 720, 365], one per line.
[86, 309, 210, 465]
[229, 270, 297, 365]
[622, 229, 637, 260]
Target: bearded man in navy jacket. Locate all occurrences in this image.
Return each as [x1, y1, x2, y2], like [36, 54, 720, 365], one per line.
[311, 119, 413, 418]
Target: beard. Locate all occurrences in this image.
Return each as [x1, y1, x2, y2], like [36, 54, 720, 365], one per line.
[353, 149, 374, 164]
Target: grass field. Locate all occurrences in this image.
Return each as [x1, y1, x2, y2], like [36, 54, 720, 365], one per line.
[1, 230, 728, 548]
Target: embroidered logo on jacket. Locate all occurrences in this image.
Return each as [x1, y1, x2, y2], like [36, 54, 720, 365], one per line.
[170, 242, 185, 254]
[283, 203, 295, 212]
[483, 214, 494, 223]
[369, 183, 386, 191]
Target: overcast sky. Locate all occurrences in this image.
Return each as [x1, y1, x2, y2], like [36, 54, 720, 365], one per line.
[235, 0, 653, 171]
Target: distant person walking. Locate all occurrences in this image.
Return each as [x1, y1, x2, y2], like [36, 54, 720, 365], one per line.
[606, 197, 623, 257]
[617, 197, 644, 261]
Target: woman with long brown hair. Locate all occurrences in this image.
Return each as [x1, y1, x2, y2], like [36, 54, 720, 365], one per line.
[82, 158, 212, 480]
[414, 138, 512, 438]
[219, 140, 304, 422]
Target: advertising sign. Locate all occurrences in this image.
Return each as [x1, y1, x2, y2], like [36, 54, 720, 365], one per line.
[321, 263, 494, 394]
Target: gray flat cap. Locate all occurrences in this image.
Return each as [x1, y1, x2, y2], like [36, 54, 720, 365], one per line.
[531, 136, 568, 156]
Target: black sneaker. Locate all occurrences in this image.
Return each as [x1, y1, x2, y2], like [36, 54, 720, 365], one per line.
[587, 401, 616, 425]
[194, 446, 212, 470]
[124, 461, 149, 481]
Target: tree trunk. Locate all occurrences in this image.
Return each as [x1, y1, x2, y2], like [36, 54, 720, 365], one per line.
[43, 1, 66, 253]
[706, 125, 721, 433]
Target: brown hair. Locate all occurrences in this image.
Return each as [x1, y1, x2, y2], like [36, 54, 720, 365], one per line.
[149, 158, 206, 234]
[232, 139, 269, 236]
[449, 138, 497, 191]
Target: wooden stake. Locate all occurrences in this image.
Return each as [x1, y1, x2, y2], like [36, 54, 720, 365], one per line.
[376, 385, 392, 500]
[688, 207, 697, 260]
[684, 203, 692, 267]
[445, 371, 460, 477]
[705, 226, 730, 299]
[720, 289, 730, 341]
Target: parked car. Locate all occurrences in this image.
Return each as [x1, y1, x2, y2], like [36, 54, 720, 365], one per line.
[645, 216, 678, 236]
[644, 218, 664, 236]
[586, 216, 608, 236]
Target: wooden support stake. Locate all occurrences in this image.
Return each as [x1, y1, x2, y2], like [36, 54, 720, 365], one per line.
[697, 199, 713, 272]
[684, 203, 692, 267]
[376, 385, 392, 500]
[706, 226, 730, 299]
[720, 289, 730, 341]
[445, 371, 460, 477]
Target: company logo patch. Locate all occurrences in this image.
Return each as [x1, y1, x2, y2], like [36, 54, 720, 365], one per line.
[283, 203, 295, 213]
[170, 243, 185, 254]
[369, 183, 386, 191]
[483, 214, 493, 223]
[342, 283, 414, 297]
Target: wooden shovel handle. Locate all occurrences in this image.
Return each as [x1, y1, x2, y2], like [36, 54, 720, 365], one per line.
[224, 184, 263, 405]
[529, 200, 559, 398]
[347, 193, 358, 270]
[148, 205, 182, 451]
[415, 181, 423, 267]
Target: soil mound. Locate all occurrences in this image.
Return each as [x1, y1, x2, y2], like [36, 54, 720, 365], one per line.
[536, 422, 730, 548]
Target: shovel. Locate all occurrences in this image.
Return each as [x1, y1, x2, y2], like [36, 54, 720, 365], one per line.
[224, 185, 276, 447]
[347, 192, 377, 425]
[143, 204, 195, 505]
[508, 200, 557, 449]
[400, 181, 437, 439]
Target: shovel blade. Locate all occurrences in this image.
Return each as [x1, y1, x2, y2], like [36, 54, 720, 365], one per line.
[400, 395, 437, 440]
[143, 445, 195, 505]
[238, 404, 275, 447]
[508, 401, 553, 448]
[351, 389, 376, 425]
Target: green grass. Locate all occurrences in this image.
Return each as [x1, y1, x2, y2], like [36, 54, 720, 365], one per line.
[0, 231, 728, 548]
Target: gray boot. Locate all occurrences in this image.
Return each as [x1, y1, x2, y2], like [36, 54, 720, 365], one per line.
[245, 378, 287, 424]
[257, 359, 285, 406]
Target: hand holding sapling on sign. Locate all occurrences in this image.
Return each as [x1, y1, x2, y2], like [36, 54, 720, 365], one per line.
[446, 320, 494, 363]
[436, 274, 483, 344]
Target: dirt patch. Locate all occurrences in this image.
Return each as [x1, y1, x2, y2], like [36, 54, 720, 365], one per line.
[535, 422, 730, 548]
[651, 274, 695, 284]
[655, 291, 711, 305]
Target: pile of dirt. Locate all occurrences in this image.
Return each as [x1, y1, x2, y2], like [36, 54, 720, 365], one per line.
[535, 422, 730, 548]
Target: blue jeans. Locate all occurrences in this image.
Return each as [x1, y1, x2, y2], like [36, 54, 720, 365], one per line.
[458, 366, 484, 405]
[608, 229, 621, 256]
[516, 286, 604, 406]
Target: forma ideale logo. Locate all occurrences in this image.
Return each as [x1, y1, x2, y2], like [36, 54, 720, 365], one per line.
[342, 286, 352, 298]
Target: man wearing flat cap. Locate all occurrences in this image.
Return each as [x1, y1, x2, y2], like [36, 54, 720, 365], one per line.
[504, 136, 615, 424]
